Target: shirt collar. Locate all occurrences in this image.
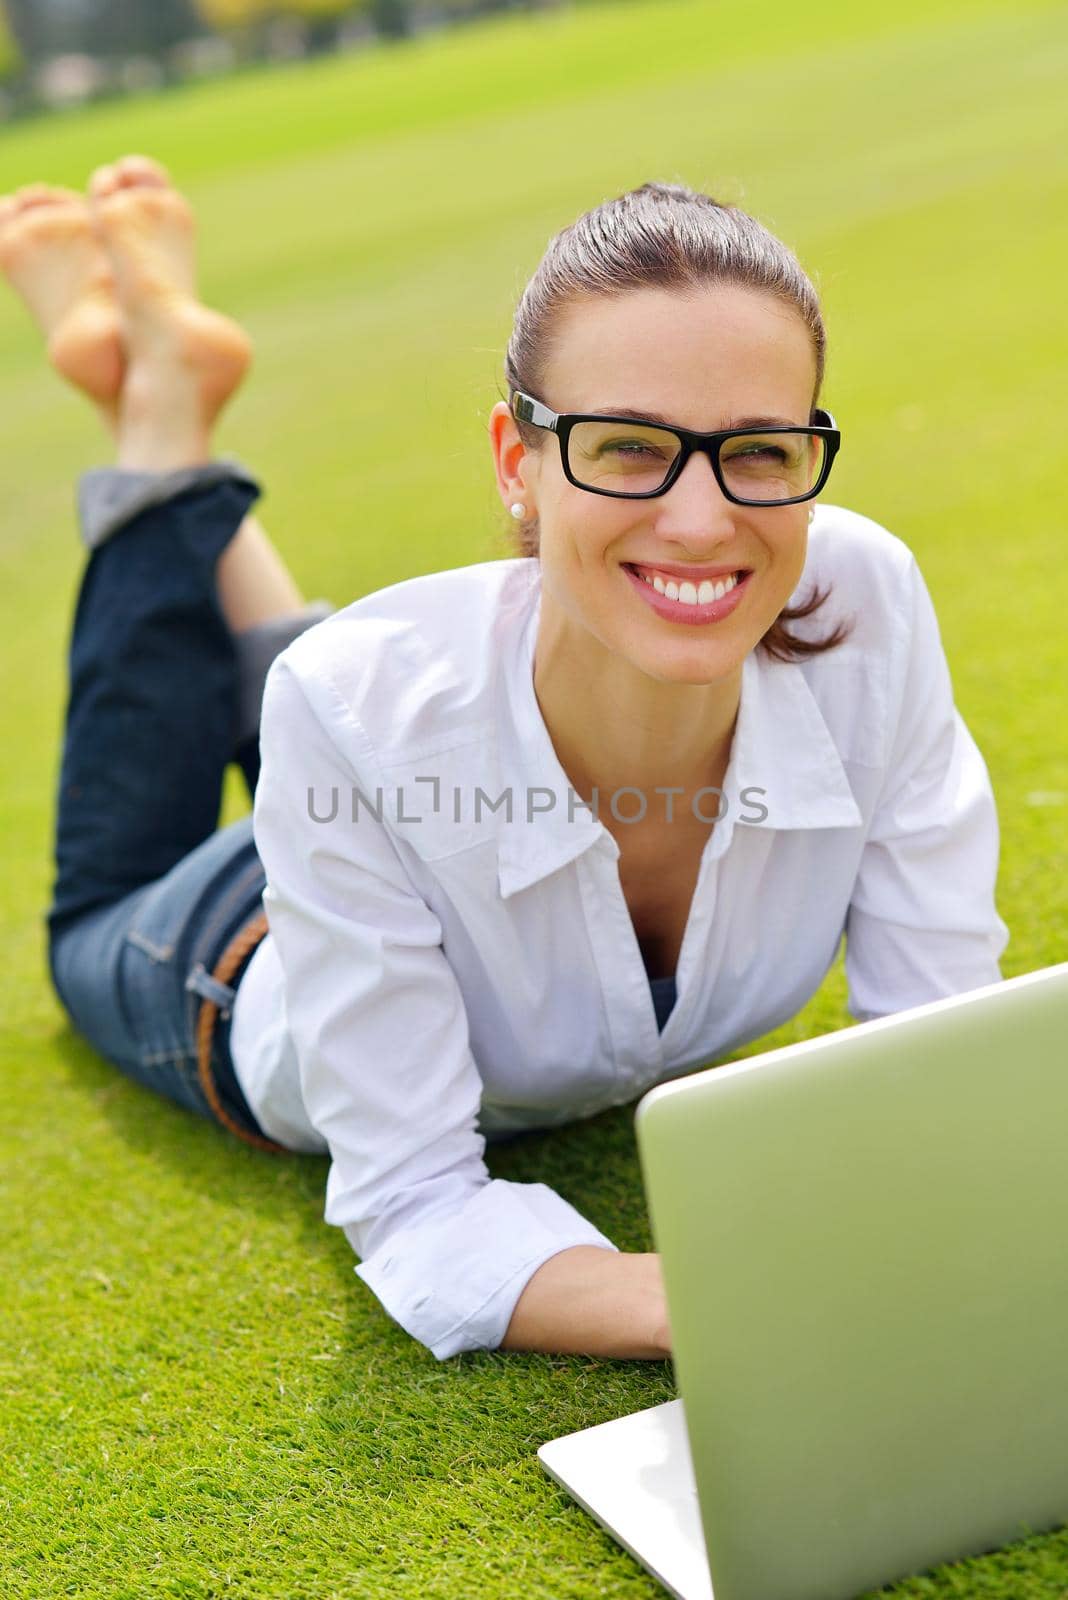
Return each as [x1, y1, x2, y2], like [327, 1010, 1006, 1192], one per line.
[495, 565, 862, 900]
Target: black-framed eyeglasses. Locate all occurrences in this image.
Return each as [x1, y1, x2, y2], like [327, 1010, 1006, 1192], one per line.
[510, 389, 841, 507]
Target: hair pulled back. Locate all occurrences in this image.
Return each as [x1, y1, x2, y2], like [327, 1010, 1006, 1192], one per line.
[502, 181, 852, 663]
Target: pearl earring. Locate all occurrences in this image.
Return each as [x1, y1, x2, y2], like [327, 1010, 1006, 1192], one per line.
[808, 506, 816, 523]
[510, 502, 526, 520]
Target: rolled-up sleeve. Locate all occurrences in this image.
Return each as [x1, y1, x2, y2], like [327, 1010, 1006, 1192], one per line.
[844, 555, 1009, 1023]
[253, 653, 617, 1361]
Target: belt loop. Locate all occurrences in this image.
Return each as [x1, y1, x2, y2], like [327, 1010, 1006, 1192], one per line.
[192, 911, 286, 1154]
[185, 963, 238, 1014]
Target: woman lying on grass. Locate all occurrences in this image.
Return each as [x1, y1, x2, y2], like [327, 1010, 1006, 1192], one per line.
[2, 158, 1008, 1363]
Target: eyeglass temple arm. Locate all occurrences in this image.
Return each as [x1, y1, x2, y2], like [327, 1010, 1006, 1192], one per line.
[511, 391, 558, 430]
[511, 389, 837, 438]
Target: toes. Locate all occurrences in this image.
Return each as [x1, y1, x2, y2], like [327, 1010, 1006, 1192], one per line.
[12, 183, 59, 211]
[89, 156, 172, 208]
[88, 162, 123, 203]
[89, 155, 186, 231]
[93, 185, 188, 230]
[90, 156, 167, 199]
[0, 198, 16, 266]
[12, 183, 84, 214]
[0, 186, 94, 271]
[92, 182, 193, 239]
[113, 154, 172, 190]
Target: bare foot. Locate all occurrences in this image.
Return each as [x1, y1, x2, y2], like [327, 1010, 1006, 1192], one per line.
[89, 155, 252, 470]
[0, 184, 124, 424]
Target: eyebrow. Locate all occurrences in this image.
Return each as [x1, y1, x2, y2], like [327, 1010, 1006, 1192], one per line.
[587, 405, 803, 430]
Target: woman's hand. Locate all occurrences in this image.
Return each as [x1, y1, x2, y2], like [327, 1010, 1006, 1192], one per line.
[643, 1251, 674, 1358]
[500, 1245, 674, 1359]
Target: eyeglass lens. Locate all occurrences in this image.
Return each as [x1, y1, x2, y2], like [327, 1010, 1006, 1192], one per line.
[566, 420, 828, 502]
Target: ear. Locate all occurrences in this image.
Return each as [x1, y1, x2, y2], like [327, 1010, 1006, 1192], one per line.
[488, 400, 539, 515]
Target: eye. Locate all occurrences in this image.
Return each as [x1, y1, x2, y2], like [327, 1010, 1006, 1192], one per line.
[600, 438, 671, 460]
[729, 444, 790, 463]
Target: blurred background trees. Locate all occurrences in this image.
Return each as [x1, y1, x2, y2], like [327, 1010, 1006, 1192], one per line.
[0, 0, 560, 113]
[196, 0, 390, 50]
[0, 5, 18, 80]
[5, 0, 202, 61]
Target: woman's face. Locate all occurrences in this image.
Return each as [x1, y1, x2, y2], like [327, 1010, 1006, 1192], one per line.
[492, 284, 820, 688]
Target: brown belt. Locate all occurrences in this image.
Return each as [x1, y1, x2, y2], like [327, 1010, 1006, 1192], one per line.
[193, 910, 289, 1154]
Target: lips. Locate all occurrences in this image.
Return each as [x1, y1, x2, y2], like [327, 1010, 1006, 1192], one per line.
[621, 561, 752, 624]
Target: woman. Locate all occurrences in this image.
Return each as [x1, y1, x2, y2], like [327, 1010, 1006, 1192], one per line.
[4, 159, 1008, 1365]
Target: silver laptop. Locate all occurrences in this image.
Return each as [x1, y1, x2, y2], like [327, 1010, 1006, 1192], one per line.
[538, 961, 1068, 1600]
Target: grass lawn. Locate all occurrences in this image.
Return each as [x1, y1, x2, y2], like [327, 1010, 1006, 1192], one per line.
[2, 0, 1067, 1594]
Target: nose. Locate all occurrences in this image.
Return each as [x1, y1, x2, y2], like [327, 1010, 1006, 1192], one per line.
[653, 446, 736, 542]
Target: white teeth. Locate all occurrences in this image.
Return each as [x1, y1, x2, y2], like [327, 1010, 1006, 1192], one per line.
[638, 568, 740, 605]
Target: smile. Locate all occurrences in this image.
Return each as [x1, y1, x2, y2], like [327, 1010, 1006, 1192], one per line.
[621, 563, 752, 625]
[633, 567, 741, 603]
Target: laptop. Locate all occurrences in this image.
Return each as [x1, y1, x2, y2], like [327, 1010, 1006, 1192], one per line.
[538, 961, 1068, 1600]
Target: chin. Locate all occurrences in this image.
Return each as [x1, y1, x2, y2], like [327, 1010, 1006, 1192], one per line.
[626, 639, 746, 687]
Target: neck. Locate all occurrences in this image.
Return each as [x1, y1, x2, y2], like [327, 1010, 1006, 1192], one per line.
[531, 600, 742, 817]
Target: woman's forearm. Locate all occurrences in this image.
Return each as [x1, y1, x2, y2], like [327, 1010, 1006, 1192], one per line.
[499, 1245, 672, 1358]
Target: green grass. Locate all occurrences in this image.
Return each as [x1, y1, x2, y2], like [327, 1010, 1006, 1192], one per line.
[2, 1, 1067, 1595]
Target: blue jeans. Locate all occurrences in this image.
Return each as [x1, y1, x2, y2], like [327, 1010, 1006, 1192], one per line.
[46, 468, 325, 1152]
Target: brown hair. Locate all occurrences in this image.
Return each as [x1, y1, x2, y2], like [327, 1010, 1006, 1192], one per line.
[499, 181, 853, 663]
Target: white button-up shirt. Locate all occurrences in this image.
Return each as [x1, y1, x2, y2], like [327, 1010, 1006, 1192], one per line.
[232, 504, 1009, 1361]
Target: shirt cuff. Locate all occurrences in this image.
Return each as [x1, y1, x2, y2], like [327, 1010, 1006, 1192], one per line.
[77, 459, 262, 549]
[352, 1178, 619, 1361]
